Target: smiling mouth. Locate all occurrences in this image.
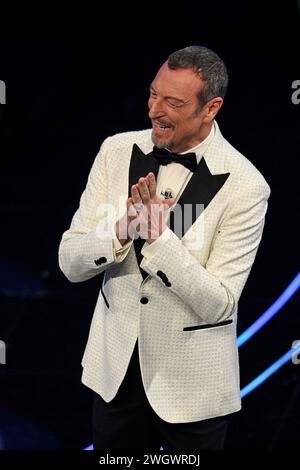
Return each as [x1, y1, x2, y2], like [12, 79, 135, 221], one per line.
[153, 121, 173, 133]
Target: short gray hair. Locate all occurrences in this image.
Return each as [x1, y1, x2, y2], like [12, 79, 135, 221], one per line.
[168, 45, 229, 106]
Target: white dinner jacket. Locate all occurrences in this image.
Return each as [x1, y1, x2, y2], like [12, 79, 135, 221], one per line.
[58, 122, 270, 423]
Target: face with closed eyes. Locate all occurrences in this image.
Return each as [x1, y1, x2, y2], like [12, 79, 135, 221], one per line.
[148, 62, 223, 153]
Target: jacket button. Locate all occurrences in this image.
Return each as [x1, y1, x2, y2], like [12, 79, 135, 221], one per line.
[140, 297, 149, 304]
[94, 256, 107, 266]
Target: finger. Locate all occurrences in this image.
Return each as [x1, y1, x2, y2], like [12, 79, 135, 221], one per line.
[137, 177, 150, 204]
[127, 196, 135, 207]
[147, 172, 157, 198]
[131, 184, 143, 204]
[127, 197, 137, 219]
[130, 187, 146, 215]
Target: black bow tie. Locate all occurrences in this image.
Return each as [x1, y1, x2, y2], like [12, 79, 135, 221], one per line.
[153, 146, 198, 172]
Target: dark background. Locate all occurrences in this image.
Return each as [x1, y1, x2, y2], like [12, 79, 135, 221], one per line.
[0, 2, 299, 450]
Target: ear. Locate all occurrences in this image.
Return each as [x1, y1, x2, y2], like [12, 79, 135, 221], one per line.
[203, 97, 223, 123]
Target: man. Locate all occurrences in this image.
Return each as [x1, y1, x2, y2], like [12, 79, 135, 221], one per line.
[58, 46, 270, 450]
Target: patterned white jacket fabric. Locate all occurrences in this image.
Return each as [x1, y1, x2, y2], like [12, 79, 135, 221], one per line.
[58, 122, 270, 423]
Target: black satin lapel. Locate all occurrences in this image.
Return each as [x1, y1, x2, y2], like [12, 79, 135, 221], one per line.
[129, 145, 160, 281]
[128, 144, 160, 197]
[169, 157, 230, 238]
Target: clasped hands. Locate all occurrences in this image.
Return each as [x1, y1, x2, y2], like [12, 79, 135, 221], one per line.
[115, 172, 174, 245]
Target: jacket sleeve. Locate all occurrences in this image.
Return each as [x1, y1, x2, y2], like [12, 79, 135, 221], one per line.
[58, 138, 132, 283]
[140, 180, 270, 324]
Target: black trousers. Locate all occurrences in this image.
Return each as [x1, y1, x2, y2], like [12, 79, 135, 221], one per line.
[92, 341, 232, 451]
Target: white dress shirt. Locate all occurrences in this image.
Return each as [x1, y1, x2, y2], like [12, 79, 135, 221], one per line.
[113, 123, 216, 262]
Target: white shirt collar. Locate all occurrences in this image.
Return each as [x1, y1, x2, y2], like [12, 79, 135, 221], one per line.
[181, 121, 215, 163]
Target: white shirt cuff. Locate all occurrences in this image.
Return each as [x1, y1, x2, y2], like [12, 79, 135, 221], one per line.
[113, 233, 133, 262]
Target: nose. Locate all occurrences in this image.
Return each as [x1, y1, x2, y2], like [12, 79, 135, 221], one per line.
[148, 97, 164, 120]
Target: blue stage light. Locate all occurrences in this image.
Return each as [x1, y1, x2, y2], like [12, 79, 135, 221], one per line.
[238, 272, 300, 347]
[240, 344, 300, 398]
